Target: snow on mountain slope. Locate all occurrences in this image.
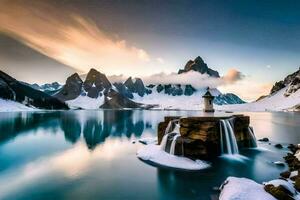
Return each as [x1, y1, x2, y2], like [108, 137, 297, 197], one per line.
[220, 86, 300, 112]
[0, 98, 36, 112]
[133, 87, 221, 110]
[66, 95, 105, 109]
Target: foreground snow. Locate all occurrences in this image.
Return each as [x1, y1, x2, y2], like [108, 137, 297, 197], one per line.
[137, 144, 210, 170]
[0, 99, 36, 112]
[221, 86, 300, 112]
[66, 95, 105, 109]
[219, 177, 276, 200]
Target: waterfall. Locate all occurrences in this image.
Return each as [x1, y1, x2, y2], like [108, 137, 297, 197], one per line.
[160, 120, 175, 150]
[170, 134, 180, 155]
[160, 120, 180, 153]
[160, 131, 169, 151]
[248, 126, 257, 147]
[220, 119, 239, 155]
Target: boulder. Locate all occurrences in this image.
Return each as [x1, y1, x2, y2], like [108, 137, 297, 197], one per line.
[258, 137, 269, 142]
[264, 184, 294, 200]
[275, 144, 283, 149]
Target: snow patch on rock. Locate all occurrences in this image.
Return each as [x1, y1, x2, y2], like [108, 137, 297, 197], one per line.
[66, 95, 105, 109]
[137, 144, 210, 170]
[263, 179, 297, 196]
[219, 177, 276, 200]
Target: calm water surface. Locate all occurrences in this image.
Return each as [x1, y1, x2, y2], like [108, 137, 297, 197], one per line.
[0, 110, 299, 200]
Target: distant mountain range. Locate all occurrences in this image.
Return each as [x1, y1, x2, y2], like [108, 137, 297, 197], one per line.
[0, 56, 250, 110]
[41, 56, 245, 109]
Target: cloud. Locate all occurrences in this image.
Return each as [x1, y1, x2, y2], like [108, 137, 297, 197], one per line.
[0, 0, 151, 75]
[266, 65, 271, 69]
[108, 69, 245, 89]
[219, 79, 273, 102]
[223, 68, 245, 83]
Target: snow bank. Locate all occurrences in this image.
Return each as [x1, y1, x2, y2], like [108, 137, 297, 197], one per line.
[66, 95, 105, 109]
[219, 177, 276, 200]
[221, 86, 300, 112]
[138, 137, 157, 145]
[0, 99, 35, 112]
[137, 144, 210, 170]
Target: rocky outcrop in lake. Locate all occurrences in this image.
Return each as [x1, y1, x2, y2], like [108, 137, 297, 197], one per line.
[158, 115, 255, 160]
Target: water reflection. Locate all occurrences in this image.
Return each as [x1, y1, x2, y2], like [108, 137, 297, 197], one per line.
[0, 110, 157, 150]
[0, 111, 299, 200]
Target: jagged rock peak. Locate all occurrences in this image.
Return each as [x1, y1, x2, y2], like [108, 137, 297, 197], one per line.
[68, 73, 83, 84]
[123, 76, 147, 97]
[270, 67, 300, 95]
[84, 68, 111, 89]
[178, 56, 220, 78]
[55, 73, 83, 101]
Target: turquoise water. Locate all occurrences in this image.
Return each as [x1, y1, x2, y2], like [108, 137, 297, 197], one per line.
[0, 110, 299, 200]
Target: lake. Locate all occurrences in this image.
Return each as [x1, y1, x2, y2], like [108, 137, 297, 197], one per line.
[0, 110, 299, 200]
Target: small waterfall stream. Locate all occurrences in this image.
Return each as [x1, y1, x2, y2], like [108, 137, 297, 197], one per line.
[160, 120, 178, 151]
[248, 126, 257, 147]
[220, 119, 239, 155]
[160, 120, 181, 155]
[169, 124, 180, 155]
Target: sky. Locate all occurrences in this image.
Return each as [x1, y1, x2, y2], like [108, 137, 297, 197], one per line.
[0, 0, 300, 101]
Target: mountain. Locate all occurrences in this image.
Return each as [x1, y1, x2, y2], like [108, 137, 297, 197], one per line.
[55, 68, 148, 109]
[214, 93, 246, 105]
[0, 70, 68, 110]
[26, 82, 62, 95]
[178, 56, 220, 77]
[83, 68, 111, 98]
[55, 73, 83, 101]
[50, 57, 245, 110]
[270, 68, 300, 96]
[221, 67, 300, 112]
[100, 90, 145, 109]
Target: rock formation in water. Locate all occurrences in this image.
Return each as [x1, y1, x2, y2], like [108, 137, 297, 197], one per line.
[158, 115, 255, 160]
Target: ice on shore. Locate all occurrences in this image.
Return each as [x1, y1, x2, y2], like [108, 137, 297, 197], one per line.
[219, 177, 276, 200]
[138, 137, 157, 145]
[137, 144, 210, 170]
[0, 99, 36, 112]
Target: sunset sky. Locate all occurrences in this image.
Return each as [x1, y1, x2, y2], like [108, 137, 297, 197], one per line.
[0, 0, 300, 101]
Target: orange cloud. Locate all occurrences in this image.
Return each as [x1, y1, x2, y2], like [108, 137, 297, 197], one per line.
[223, 68, 245, 83]
[0, 0, 151, 75]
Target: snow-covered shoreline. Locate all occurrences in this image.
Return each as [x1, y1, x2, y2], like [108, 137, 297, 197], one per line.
[0, 99, 36, 112]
